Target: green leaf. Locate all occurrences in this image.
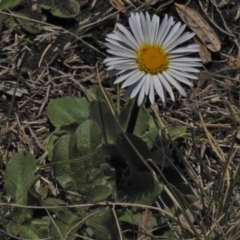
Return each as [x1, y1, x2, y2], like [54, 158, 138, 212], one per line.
[74, 119, 107, 168]
[118, 99, 135, 131]
[118, 209, 158, 227]
[167, 125, 187, 139]
[74, 119, 101, 157]
[52, 134, 79, 191]
[42, 198, 80, 240]
[45, 122, 80, 160]
[4, 152, 39, 205]
[30, 217, 51, 237]
[86, 208, 119, 240]
[0, 0, 21, 10]
[85, 185, 112, 202]
[47, 97, 89, 128]
[134, 107, 151, 136]
[132, 106, 159, 149]
[87, 85, 117, 113]
[7, 216, 51, 239]
[88, 163, 115, 184]
[141, 113, 159, 149]
[39, 0, 80, 18]
[117, 172, 163, 205]
[14, 12, 43, 34]
[90, 100, 122, 144]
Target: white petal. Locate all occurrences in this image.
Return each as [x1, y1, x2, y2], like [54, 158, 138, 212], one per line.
[114, 31, 138, 49]
[129, 12, 144, 44]
[105, 59, 134, 66]
[105, 42, 135, 53]
[163, 71, 186, 97]
[152, 15, 160, 43]
[153, 75, 165, 104]
[156, 15, 173, 44]
[139, 12, 148, 41]
[137, 83, 145, 106]
[117, 23, 139, 49]
[171, 65, 200, 73]
[121, 70, 145, 88]
[149, 78, 155, 104]
[170, 57, 202, 62]
[169, 69, 198, 79]
[162, 22, 181, 47]
[155, 14, 167, 44]
[106, 33, 121, 41]
[167, 69, 193, 87]
[167, 32, 196, 51]
[143, 74, 151, 95]
[163, 24, 186, 48]
[146, 12, 152, 43]
[115, 70, 139, 84]
[103, 57, 126, 63]
[169, 45, 199, 54]
[170, 61, 202, 67]
[107, 49, 135, 58]
[158, 73, 175, 101]
[130, 77, 145, 98]
[114, 63, 138, 70]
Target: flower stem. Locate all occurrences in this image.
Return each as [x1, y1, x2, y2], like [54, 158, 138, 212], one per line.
[126, 97, 140, 134]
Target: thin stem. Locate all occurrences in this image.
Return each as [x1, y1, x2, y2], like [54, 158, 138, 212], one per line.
[126, 97, 140, 133]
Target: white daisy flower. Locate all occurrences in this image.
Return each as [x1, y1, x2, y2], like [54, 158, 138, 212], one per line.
[103, 12, 202, 106]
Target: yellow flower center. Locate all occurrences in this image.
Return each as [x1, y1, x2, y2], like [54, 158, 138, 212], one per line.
[136, 44, 169, 74]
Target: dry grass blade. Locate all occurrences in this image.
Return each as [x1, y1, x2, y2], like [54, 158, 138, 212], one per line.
[175, 3, 221, 52]
[137, 209, 153, 240]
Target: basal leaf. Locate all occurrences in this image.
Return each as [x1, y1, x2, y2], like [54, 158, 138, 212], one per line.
[167, 125, 187, 139]
[74, 119, 102, 159]
[46, 122, 80, 160]
[14, 12, 43, 34]
[39, 0, 80, 18]
[87, 85, 117, 114]
[42, 198, 79, 240]
[141, 113, 159, 149]
[0, 0, 21, 10]
[52, 134, 79, 191]
[117, 172, 163, 205]
[90, 100, 122, 144]
[47, 97, 89, 128]
[118, 99, 135, 131]
[4, 152, 39, 205]
[86, 208, 119, 240]
[7, 216, 51, 239]
[118, 209, 158, 227]
[85, 185, 112, 202]
[134, 107, 151, 136]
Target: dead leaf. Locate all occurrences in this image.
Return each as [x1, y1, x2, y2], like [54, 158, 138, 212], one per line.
[229, 54, 240, 69]
[137, 209, 153, 240]
[237, 54, 240, 68]
[175, 3, 221, 52]
[194, 37, 211, 63]
[109, 0, 126, 12]
[224, 78, 234, 88]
